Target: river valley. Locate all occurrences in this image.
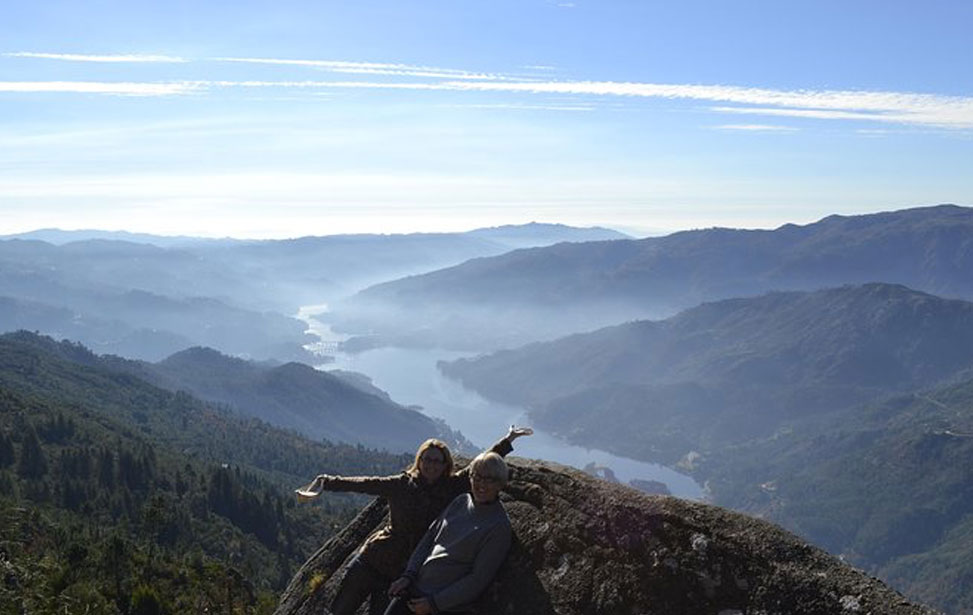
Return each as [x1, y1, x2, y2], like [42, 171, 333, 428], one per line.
[300, 307, 705, 499]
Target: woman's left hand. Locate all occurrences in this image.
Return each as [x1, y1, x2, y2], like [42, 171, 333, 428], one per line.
[387, 576, 411, 597]
[506, 425, 534, 442]
[408, 597, 433, 614]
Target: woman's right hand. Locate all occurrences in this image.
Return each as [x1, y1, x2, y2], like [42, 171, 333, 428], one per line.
[294, 475, 328, 501]
[388, 576, 411, 597]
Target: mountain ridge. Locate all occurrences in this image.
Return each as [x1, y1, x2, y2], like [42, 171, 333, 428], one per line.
[1, 222, 631, 362]
[441, 283, 973, 461]
[438, 283, 973, 612]
[337, 204, 973, 350]
[99, 344, 467, 454]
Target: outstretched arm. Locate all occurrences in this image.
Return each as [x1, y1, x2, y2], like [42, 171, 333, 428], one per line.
[294, 473, 403, 501]
[453, 425, 534, 479]
[505, 424, 533, 444]
[487, 424, 533, 458]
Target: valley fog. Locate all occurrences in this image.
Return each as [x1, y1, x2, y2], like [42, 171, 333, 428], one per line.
[303, 308, 705, 500]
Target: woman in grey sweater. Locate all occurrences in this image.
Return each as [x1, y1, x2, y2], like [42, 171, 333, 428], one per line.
[384, 452, 512, 615]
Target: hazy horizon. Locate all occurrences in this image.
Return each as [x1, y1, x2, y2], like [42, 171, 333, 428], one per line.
[8, 204, 968, 243]
[2, 219, 649, 241]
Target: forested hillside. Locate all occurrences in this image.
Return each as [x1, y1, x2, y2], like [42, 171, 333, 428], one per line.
[337, 205, 973, 350]
[703, 375, 973, 614]
[0, 331, 410, 614]
[440, 284, 973, 612]
[111, 346, 468, 454]
[442, 283, 973, 462]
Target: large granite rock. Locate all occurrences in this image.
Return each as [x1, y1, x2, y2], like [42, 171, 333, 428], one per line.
[276, 459, 936, 615]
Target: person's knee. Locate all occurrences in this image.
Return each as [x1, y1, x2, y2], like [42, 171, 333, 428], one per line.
[332, 556, 385, 614]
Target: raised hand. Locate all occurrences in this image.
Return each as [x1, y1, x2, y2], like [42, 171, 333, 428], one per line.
[506, 425, 534, 442]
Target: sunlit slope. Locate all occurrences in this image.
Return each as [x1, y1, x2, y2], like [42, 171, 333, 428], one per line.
[0, 330, 411, 611]
[441, 283, 973, 612]
[706, 376, 973, 614]
[441, 283, 973, 462]
[146, 346, 465, 453]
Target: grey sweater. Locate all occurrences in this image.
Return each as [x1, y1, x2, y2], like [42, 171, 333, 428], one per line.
[404, 493, 512, 613]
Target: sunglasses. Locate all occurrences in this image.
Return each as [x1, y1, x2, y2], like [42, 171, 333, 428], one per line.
[472, 472, 500, 485]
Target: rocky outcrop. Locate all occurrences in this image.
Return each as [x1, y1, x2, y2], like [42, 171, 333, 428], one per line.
[276, 459, 936, 615]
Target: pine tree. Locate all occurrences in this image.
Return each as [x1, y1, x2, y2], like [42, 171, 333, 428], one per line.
[98, 447, 115, 488]
[0, 431, 14, 468]
[17, 426, 47, 479]
[130, 584, 164, 615]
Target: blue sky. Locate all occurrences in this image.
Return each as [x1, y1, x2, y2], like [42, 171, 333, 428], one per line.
[2, 0, 971, 238]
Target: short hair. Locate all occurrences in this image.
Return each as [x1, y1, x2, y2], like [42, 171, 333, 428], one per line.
[407, 439, 455, 478]
[470, 451, 508, 488]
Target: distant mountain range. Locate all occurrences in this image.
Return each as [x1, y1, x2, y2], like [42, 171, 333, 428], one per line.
[1, 222, 627, 251]
[336, 204, 973, 350]
[0, 228, 244, 247]
[0, 222, 625, 362]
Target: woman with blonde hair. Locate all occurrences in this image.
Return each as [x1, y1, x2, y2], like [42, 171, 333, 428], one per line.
[296, 426, 531, 615]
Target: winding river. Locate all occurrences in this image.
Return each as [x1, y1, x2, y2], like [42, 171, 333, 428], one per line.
[299, 306, 705, 500]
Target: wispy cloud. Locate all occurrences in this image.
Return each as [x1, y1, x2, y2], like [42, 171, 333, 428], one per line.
[191, 76, 973, 130]
[435, 81, 973, 129]
[0, 81, 198, 96]
[210, 57, 511, 80]
[4, 50, 972, 130]
[715, 124, 799, 132]
[440, 103, 595, 112]
[5, 52, 186, 63]
[710, 106, 894, 122]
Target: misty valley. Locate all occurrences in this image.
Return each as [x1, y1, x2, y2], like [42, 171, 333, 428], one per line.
[3, 206, 973, 613]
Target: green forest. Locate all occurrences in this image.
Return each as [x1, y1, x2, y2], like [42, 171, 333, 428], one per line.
[0, 331, 410, 614]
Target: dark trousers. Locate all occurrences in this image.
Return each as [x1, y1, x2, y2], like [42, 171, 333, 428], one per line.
[331, 555, 391, 615]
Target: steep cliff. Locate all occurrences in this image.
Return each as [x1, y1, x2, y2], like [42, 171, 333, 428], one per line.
[276, 459, 935, 615]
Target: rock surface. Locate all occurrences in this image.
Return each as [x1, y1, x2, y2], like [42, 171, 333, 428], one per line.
[275, 458, 936, 615]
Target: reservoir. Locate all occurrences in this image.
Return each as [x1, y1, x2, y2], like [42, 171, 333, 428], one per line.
[302, 308, 705, 500]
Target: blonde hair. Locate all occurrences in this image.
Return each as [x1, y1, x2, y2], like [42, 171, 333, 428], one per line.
[406, 439, 455, 478]
[470, 451, 508, 487]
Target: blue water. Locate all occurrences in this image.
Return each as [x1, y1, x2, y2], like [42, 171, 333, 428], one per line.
[322, 346, 705, 500]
